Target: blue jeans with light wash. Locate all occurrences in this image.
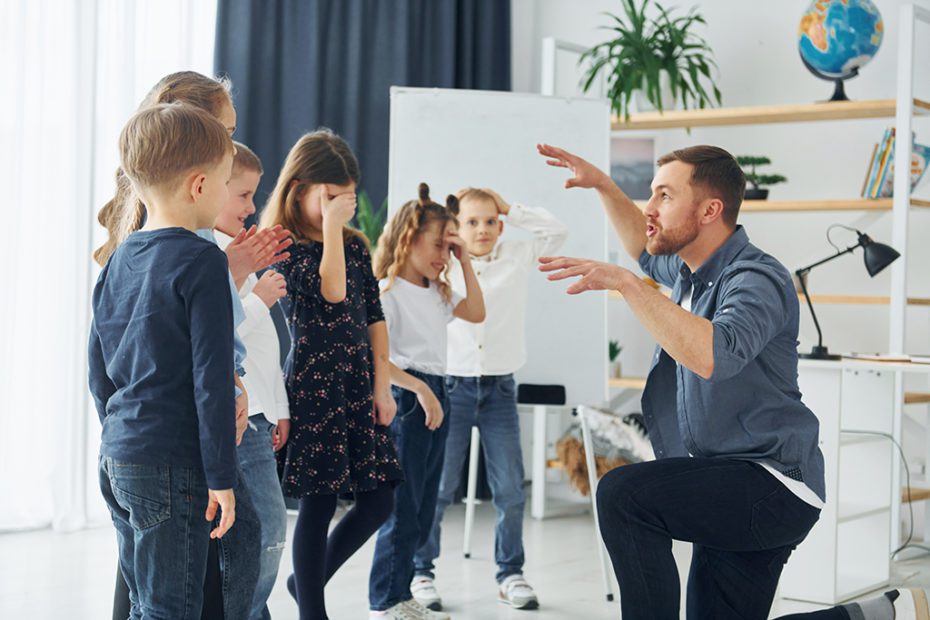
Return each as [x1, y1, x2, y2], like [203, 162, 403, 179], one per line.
[100, 455, 215, 619]
[369, 370, 450, 611]
[238, 414, 288, 620]
[413, 374, 526, 583]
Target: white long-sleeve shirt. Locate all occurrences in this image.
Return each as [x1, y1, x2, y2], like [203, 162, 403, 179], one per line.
[446, 203, 568, 377]
[215, 231, 291, 422]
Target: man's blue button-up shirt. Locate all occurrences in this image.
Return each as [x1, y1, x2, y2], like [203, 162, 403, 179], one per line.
[638, 225, 825, 502]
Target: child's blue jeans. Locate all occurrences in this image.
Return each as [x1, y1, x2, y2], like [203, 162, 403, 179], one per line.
[368, 370, 450, 611]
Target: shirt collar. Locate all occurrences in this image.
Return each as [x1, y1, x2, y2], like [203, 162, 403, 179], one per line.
[679, 225, 750, 287]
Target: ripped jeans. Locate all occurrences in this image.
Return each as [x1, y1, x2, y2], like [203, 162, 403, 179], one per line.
[238, 415, 289, 620]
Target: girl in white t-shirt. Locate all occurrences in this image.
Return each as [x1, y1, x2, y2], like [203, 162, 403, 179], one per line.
[367, 184, 485, 620]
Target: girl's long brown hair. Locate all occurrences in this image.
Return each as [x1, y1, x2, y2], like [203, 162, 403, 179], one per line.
[373, 183, 459, 303]
[93, 71, 232, 266]
[260, 129, 365, 244]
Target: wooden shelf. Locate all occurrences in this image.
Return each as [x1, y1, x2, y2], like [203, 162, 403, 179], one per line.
[608, 377, 647, 390]
[905, 392, 930, 405]
[633, 198, 930, 212]
[612, 98, 930, 130]
[902, 486, 930, 504]
[803, 295, 930, 306]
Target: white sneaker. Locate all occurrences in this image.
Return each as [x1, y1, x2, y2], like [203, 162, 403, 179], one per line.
[498, 574, 539, 610]
[411, 576, 443, 611]
[369, 598, 451, 620]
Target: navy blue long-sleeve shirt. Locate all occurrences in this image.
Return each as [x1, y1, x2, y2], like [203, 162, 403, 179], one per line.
[88, 227, 238, 489]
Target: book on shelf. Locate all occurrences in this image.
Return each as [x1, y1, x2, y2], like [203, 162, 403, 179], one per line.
[861, 128, 930, 198]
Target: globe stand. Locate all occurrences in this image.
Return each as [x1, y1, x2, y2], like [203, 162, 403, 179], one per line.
[801, 54, 858, 103]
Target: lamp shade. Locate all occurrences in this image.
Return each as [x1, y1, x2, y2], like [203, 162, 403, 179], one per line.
[862, 239, 900, 276]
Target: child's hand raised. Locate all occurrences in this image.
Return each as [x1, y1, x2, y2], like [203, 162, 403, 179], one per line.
[481, 187, 511, 215]
[446, 229, 466, 261]
[253, 270, 287, 307]
[226, 225, 293, 284]
[321, 185, 357, 230]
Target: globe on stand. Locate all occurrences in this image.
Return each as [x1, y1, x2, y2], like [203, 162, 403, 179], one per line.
[798, 0, 883, 102]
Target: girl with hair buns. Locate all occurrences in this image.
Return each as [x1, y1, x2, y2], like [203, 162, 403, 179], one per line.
[367, 184, 485, 620]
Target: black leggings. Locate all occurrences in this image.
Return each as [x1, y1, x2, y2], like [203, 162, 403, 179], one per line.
[291, 482, 395, 620]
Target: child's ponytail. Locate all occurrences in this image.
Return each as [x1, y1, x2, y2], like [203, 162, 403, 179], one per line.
[374, 182, 459, 302]
[92, 71, 233, 266]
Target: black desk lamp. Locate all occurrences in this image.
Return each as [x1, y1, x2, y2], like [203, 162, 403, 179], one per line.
[796, 227, 900, 360]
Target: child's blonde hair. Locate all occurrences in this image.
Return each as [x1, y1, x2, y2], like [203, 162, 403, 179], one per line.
[373, 183, 459, 303]
[260, 129, 365, 244]
[119, 102, 233, 195]
[456, 187, 497, 205]
[232, 140, 263, 177]
[94, 71, 233, 266]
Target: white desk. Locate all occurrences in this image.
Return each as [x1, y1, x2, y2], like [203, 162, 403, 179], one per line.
[780, 359, 930, 604]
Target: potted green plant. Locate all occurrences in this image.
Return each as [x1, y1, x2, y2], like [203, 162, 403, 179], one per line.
[609, 340, 624, 378]
[355, 190, 388, 249]
[736, 156, 787, 200]
[580, 0, 722, 121]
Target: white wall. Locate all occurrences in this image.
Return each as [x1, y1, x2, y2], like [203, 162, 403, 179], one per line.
[512, 0, 930, 533]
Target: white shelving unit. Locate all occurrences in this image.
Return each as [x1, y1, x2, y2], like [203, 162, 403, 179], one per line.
[779, 360, 930, 604]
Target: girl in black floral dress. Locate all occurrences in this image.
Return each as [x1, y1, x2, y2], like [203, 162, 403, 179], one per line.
[261, 129, 402, 620]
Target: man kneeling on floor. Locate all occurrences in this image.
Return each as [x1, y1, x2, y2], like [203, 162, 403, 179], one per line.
[537, 143, 825, 620]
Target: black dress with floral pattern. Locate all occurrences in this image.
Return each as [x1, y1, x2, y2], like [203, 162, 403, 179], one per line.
[276, 234, 402, 497]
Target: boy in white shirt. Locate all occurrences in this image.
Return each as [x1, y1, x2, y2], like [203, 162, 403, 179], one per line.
[412, 188, 567, 611]
[213, 142, 291, 620]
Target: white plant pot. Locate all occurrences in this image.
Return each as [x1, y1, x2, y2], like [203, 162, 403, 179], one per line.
[610, 360, 623, 378]
[630, 73, 675, 114]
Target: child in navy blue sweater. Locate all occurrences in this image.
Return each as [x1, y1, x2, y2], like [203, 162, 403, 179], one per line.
[89, 102, 239, 618]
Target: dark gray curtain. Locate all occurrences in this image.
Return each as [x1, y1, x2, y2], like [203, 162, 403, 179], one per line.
[214, 0, 511, 211]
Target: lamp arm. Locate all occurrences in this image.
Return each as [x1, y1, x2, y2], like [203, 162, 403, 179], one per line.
[795, 243, 860, 275]
[793, 241, 861, 352]
[795, 266, 826, 350]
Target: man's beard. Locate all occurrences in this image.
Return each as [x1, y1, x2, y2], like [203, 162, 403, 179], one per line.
[645, 220, 699, 256]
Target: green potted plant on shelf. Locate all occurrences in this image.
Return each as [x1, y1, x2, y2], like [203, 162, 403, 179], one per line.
[736, 156, 787, 200]
[355, 189, 388, 249]
[609, 340, 623, 378]
[580, 0, 722, 121]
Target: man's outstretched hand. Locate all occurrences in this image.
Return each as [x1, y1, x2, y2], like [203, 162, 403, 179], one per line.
[537, 143, 612, 190]
[539, 255, 633, 295]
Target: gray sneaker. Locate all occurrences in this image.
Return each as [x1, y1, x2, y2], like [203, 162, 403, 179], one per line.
[411, 576, 443, 611]
[498, 575, 539, 610]
[369, 598, 451, 620]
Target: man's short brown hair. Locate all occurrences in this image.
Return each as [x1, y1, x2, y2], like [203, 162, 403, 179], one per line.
[657, 145, 745, 227]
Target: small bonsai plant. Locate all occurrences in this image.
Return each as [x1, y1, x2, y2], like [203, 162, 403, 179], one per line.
[580, 0, 722, 121]
[609, 340, 623, 378]
[736, 156, 787, 200]
[355, 189, 388, 249]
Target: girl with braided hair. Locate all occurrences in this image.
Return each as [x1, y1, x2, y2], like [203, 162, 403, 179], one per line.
[367, 184, 485, 620]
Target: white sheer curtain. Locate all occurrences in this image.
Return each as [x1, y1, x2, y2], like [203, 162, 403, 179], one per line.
[0, 0, 217, 532]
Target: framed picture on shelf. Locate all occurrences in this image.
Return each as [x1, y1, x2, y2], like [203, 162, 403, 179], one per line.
[610, 136, 655, 200]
